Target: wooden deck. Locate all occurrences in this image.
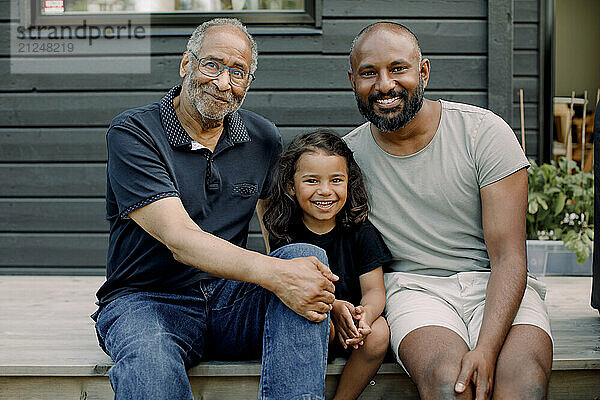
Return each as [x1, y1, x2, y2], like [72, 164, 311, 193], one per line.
[0, 276, 598, 399]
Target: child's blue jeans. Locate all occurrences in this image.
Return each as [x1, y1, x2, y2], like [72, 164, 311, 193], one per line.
[94, 243, 330, 400]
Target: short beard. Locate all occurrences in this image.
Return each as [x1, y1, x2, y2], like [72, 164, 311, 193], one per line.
[354, 77, 424, 132]
[183, 73, 247, 122]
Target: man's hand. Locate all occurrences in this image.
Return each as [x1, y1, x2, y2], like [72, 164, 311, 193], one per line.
[454, 347, 496, 400]
[269, 256, 338, 323]
[331, 300, 360, 348]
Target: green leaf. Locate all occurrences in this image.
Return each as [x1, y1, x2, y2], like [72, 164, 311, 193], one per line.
[553, 192, 566, 216]
[528, 200, 538, 214]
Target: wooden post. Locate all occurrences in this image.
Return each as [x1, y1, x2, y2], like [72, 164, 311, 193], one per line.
[519, 89, 526, 153]
[581, 90, 587, 168]
[566, 91, 575, 160]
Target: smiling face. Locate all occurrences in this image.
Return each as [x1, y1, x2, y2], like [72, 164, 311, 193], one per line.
[181, 25, 252, 120]
[349, 26, 429, 132]
[291, 150, 349, 234]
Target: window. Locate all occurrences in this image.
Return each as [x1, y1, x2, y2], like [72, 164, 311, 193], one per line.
[28, 0, 317, 25]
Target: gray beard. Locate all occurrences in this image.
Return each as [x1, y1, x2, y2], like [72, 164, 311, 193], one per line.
[183, 74, 246, 121]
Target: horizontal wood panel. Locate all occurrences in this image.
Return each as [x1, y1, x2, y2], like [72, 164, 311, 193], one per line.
[0, 199, 108, 232]
[323, 20, 487, 54]
[515, 0, 540, 23]
[0, 233, 266, 267]
[150, 29, 324, 55]
[0, 91, 487, 127]
[0, 127, 352, 162]
[0, 267, 106, 275]
[514, 24, 538, 49]
[514, 50, 538, 76]
[0, 199, 263, 233]
[0, 128, 108, 162]
[512, 104, 539, 129]
[1, 122, 537, 199]
[323, 0, 486, 18]
[279, 126, 351, 144]
[0, 234, 109, 267]
[0, 55, 486, 91]
[513, 77, 539, 103]
[0, 164, 106, 197]
[0, 23, 323, 56]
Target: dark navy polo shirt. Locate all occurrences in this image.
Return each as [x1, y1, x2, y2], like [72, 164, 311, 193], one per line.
[97, 85, 282, 306]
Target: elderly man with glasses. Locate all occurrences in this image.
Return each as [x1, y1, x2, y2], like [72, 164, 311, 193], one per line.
[93, 18, 336, 400]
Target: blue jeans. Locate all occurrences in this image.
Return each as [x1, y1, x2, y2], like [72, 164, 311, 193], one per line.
[94, 243, 330, 400]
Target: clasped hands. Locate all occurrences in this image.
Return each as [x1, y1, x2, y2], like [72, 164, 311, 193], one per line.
[331, 300, 372, 349]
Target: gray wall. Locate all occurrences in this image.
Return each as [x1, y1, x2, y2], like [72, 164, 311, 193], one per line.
[0, 0, 544, 274]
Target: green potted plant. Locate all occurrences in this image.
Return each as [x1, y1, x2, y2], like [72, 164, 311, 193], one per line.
[526, 157, 594, 275]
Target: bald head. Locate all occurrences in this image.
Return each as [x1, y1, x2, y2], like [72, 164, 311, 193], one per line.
[349, 22, 421, 71]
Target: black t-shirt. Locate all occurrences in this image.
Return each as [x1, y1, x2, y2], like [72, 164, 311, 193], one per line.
[270, 221, 392, 306]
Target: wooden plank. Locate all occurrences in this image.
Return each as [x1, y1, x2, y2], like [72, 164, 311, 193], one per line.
[0, 91, 487, 127]
[0, 370, 596, 400]
[547, 370, 600, 399]
[512, 103, 538, 129]
[0, 233, 266, 268]
[0, 23, 323, 56]
[1, 278, 597, 381]
[0, 164, 105, 197]
[0, 127, 353, 162]
[0, 199, 108, 232]
[514, 50, 539, 76]
[0, 128, 107, 162]
[513, 77, 539, 103]
[0, 277, 598, 398]
[514, 0, 539, 23]
[487, 0, 513, 123]
[514, 24, 538, 49]
[149, 28, 324, 55]
[279, 126, 351, 145]
[323, 20, 487, 54]
[0, 55, 487, 91]
[323, 0, 486, 18]
[0, 267, 106, 275]
[0, 233, 108, 267]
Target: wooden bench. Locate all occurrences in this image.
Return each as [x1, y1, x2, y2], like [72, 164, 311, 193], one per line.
[1, 276, 598, 399]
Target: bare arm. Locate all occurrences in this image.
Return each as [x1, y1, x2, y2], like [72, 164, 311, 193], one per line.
[335, 267, 386, 348]
[455, 168, 528, 399]
[129, 196, 337, 322]
[357, 267, 386, 327]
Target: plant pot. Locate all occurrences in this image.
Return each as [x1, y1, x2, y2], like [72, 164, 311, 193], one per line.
[526, 240, 592, 276]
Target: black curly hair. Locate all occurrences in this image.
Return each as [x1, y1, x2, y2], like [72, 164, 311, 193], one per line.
[264, 129, 369, 245]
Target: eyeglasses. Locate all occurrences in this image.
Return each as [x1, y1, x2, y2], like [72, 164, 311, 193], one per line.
[189, 51, 254, 88]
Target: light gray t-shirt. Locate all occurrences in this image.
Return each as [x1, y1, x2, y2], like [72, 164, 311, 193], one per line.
[344, 100, 529, 276]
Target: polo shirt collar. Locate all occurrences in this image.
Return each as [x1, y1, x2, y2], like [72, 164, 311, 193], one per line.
[159, 85, 251, 150]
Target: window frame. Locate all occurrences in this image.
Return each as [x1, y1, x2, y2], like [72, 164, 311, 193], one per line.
[22, 0, 319, 27]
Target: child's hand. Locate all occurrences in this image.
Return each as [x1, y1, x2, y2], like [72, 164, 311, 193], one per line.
[331, 300, 360, 349]
[344, 305, 372, 348]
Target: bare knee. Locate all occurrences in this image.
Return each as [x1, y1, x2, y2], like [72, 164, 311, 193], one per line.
[493, 325, 552, 400]
[360, 317, 390, 361]
[415, 357, 471, 400]
[494, 360, 549, 400]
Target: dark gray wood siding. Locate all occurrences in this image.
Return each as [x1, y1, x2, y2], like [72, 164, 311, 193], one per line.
[0, 0, 545, 274]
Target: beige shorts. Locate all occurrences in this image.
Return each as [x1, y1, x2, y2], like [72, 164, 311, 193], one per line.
[384, 271, 552, 366]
